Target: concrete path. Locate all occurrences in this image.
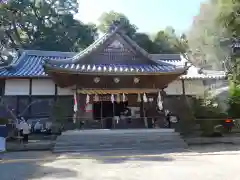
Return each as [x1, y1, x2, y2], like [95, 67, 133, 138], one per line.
[1, 146, 240, 180]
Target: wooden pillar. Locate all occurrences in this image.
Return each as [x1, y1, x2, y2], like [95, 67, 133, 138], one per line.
[100, 100, 103, 128]
[181, 79, 186, 95]
[54, 84, 58, 101]
[28, 79, 32, 117]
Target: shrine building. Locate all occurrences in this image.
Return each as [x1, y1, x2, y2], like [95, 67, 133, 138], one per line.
[0, 23, 226, 128]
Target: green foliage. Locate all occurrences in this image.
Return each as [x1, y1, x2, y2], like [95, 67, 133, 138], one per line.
[97, 11, 187, 54]
[228, 83, 240, 117]
[187, 0, 230, 70]
[192, 94, 227, 118]
[191, 92, 228, 136]
[98, 11, 137, 37]
[216, 0, 240, 37]
[0, 0, 97, 52]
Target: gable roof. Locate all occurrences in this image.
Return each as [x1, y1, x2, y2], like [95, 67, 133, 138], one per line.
[45, 25, 155, 65]
[42, 23, 188, 75]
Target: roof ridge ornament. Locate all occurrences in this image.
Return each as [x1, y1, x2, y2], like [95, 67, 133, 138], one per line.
[107, 20, 123, 33]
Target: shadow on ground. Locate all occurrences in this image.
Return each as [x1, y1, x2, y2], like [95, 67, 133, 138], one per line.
[56, 148, 187, 164]
[189, 144, 240, 154]
[0, 151, 77, 180]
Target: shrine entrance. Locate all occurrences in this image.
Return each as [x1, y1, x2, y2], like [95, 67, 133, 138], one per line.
[93, 101, 128, 129]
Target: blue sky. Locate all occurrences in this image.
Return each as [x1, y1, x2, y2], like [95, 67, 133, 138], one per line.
[77, 0, 207, 34]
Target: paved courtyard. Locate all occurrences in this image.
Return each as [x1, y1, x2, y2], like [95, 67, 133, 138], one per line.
[1, 145, 240, 180]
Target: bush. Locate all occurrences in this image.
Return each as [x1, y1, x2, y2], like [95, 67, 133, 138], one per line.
[192, 95, 227, 119]
[228, 84, 240, 118]
[192, 94, 227, 136]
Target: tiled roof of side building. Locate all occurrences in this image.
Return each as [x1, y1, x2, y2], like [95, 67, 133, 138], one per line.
[152, 54, 226, 80]
[0, 50, 75, 77]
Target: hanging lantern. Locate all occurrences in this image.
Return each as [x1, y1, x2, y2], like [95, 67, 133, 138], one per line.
[86, 94, 90, 104]
[137, 93, 141, 102]
[143, 93, 148, 102]
[116, 94, 120, 103]
[94, 94, 99, 102]
[122, 93, 126, 102]
[111, 94, 115, 103]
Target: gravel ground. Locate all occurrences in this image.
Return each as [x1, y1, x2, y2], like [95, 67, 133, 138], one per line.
[1, 145, 240, 180]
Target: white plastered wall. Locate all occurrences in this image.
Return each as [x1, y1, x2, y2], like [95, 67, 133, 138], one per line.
[4, 79, 73, 96]
[5, 79, 30, 95]
[4, 79, 205, 96]
[57, 87, 73, 95]
[165, 79, 205, 96]
[184, 80, 205, 96]
[165, 80, 183, 95]
[32, 79, 55, 95]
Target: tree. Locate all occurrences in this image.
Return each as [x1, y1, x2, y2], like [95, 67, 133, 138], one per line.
[0, 0, 98, 55]
[98, 11, 137, 37]
[153, 28, 182, 54]
[132, 32, 159, 53]
[187, 0, 230, 70]
[216, 0, 240, 37]
[215, 0, 240, 89]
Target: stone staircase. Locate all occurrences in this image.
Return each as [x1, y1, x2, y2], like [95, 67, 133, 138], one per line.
[53, 129, 188, 153]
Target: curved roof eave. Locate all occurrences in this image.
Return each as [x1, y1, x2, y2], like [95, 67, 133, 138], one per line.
[43, 63, 187, 76]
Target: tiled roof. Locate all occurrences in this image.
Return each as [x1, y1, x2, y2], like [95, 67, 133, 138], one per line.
[152, 54, 226, 79]
[0, 50, 74, 77]
[0, 50, 226, 79]
[46, 24, 153, 65]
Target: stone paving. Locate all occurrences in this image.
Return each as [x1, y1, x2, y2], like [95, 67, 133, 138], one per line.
[1, 145, 240, 180]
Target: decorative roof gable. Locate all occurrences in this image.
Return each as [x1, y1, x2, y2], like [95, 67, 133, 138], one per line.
[45, 22, 157, 66]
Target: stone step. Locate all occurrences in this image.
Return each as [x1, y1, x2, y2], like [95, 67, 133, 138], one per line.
[60, 131, 179, 136]
[57, 133, 181, 140]
[55, 138, 185, 146]
[57, 136, 184, 143]
[62, 129, 175, 135]
[53, 129, 188, 153]
[55, 142, 188, 149]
